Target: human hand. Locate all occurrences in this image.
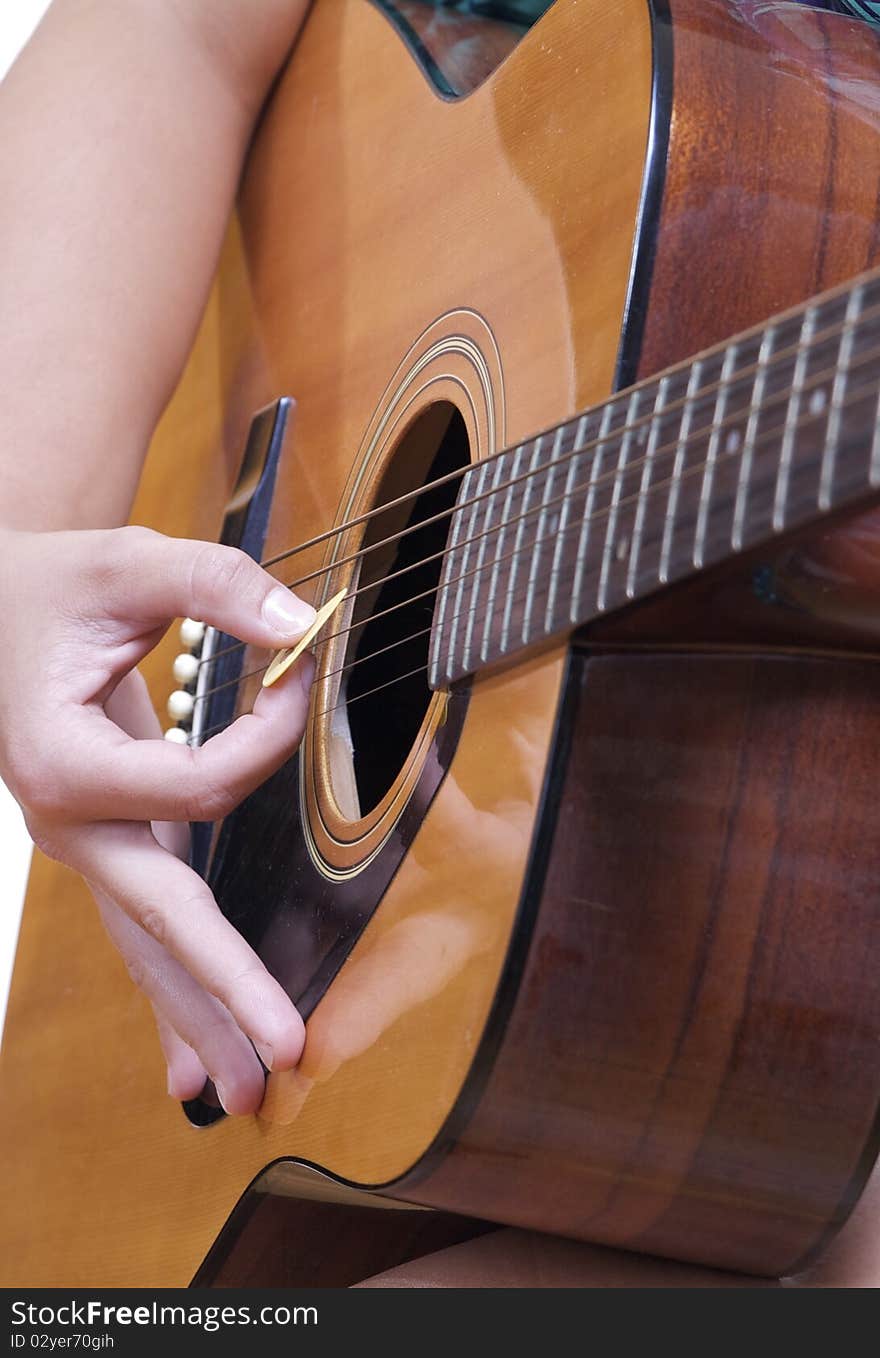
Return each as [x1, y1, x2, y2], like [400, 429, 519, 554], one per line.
[0, 524, 317, 1115]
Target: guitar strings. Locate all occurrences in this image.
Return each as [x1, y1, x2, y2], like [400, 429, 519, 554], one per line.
[191, 362, 880, 743]
[194, 294, 876, 678]
[258, 284, 880, 579]
[189, 329, 880, 715]
[196, 623, 435, 706]
[194, 340, 879, 718]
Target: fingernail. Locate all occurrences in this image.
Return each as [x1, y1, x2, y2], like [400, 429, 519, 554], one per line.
[263, 587, 316, 639]
[253, 1040, 274, 1071]
[214, 1080, 230, 1113]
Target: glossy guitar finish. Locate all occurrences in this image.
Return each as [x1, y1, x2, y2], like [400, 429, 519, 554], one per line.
[2, 0, 880, 1285]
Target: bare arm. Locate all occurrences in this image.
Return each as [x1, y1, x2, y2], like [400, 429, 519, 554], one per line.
[0, 0, 310, 529]
[0, 0, 309, 529]
[0, 0, 314, 1115]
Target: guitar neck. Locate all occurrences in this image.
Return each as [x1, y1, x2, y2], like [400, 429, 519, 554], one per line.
[429, 268, 880, 687]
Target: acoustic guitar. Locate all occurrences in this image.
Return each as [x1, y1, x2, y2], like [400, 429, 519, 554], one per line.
[4, 0, 880, 1286]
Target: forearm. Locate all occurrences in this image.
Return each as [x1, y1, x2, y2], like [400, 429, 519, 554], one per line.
[0, 0, 309, 530]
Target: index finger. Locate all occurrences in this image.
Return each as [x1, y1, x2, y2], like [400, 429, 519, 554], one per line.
[43, 653, 314, 825]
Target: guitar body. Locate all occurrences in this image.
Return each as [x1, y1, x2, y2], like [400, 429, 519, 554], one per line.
[4, 0, 880, 1285]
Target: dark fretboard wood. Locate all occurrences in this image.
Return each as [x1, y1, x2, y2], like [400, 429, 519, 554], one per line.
[428, 269, 880, 688]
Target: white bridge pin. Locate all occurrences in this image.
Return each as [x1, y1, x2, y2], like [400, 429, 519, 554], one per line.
[179, 618, 206, 649]
[167, 689, 195, 722]
[172, 652, 200, 686]
[164, 727, 189, 744]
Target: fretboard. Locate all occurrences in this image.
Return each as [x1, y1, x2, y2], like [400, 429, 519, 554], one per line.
[428, 268, 880, 688]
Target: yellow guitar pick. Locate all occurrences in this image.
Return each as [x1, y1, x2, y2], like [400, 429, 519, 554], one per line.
[263, 586, 348, 688]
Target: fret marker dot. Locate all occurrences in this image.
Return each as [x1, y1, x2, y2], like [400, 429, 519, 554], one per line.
[725, 429, 742, 454]
[615, 535, 630, 563]
[809, 389, 827, 417]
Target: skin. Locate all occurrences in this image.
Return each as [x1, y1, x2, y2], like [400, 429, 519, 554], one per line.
[0, 0, 875, 1287]
[0, 0, 315, 1114]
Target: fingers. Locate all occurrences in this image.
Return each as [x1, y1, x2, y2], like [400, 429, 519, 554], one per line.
[152, 1008, 208, 1102]
[103, 667, 162, 739]
[93, 672, 281, 1114]
[73, 820, 305, 1081]
[99, 528, 317, 647]
[4, 527, 318, 1117]
[29, 651, 314, 824]
[93, 886, 267, 1113]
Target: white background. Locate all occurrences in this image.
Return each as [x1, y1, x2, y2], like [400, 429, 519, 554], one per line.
[0, 1, 54, 1041]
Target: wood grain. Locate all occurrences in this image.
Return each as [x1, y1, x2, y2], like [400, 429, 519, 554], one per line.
[0, 0, 651, 1286]
[6, 0, 878, 1288]
[401, 647, 880, 1275]
[395, 0, 880, 1277]
[600, 0, 880, 650]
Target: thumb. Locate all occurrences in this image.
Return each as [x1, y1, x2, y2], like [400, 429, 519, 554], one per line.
[99, 527, 317, 646]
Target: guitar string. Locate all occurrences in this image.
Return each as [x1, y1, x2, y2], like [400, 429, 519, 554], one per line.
[189, 334, 880, 712]
[311, 379, 880, 729]
[191, 367, 880, 741]
[194, 343, 880, 716]
[198, 624, 435, 705]
[258, 284, 880, 579]
[195, 296, 876, 676]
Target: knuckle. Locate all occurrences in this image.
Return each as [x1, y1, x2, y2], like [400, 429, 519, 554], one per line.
[210, 962, 263, 1016]
[124, 954, 148, 991]
[71, 526, 162, 620]
[189, 545, 254, 617]
[23, 814, 64, 864]
[18, 772, 68, 823]
[91, 525, 158, 589]
[117, 524, 159, 554]
[139, 907, 168, 948]
[183, 770, 238, 823]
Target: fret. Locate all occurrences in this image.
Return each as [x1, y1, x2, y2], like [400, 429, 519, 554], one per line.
[441, 457, 488, 682]
[819, 284, 863, 511]
[731, 325, 776, 551]
[431, 270, 880, 690]
[461, 456, 502, 673]
[569, 400, 617, 623]
[770, 296, 845, 525]
[480, 442, 525, 664]
[693, 343, 739, 568]
[698, 328, 780, 566]
[500, 436, 545, 654]
[544, 413, 588, 633]
[627, 376, 668, 597]
[625, 367, 691, 596]
[597, 388, 643, 611]
[521, 426, 565, 644]
[430, 467, 472, 685]
[773, 305, 817, 530]
[732, 313, 806, 551]
[820, 292, 880, 503]
[660, 359, 703, 583]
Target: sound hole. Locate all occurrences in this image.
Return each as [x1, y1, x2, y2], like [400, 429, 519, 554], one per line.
[337, 402, 469, 816]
